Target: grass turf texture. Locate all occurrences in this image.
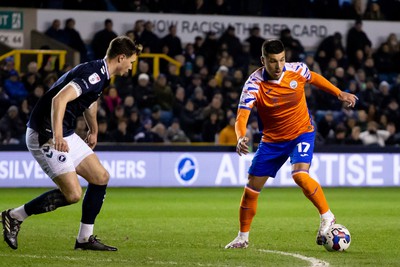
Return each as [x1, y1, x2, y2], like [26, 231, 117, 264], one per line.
[0, 187, 399, 267]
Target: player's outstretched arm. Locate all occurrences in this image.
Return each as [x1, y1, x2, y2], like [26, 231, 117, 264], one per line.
[309, 71, 358, 108]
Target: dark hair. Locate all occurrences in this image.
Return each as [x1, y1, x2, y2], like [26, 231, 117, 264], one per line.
[262, 39, 285, 56]
[106, 36, 143, 59]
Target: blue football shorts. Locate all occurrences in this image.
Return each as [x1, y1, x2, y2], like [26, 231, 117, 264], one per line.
[248, 131, 315, 178]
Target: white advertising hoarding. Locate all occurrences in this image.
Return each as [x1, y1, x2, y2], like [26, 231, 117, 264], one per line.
[36, 9, 399, 50]
[0, 151, 399, 187]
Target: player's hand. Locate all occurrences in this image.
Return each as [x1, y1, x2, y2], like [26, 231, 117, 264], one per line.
[338, 92, 358, 108]
[236, 136, 249, 156]
[85, 131, 97, 149]
[52, 136, 69, 152]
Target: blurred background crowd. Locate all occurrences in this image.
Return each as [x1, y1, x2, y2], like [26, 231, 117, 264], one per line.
[1, 0, 400, 147]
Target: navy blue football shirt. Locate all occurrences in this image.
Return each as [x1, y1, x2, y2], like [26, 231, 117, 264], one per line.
[27, 59, 110, 145]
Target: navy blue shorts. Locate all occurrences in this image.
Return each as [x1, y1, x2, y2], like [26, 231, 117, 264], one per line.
[248, 131, 315, 178]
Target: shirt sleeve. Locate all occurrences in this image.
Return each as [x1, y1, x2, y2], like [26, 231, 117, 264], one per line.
[309, 71, 341, 97]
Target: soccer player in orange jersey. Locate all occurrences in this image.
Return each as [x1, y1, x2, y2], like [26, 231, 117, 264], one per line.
[225, 39, 358, 249]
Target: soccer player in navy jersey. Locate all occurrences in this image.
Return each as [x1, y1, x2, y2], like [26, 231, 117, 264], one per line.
[1, 36, 142, 251]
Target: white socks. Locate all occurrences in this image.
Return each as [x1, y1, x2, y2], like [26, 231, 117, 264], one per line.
[77, 223, 94, 243]
[10, 206, 29, 222]
[321, 209, 335, 219]
[239, 231, 249, 240]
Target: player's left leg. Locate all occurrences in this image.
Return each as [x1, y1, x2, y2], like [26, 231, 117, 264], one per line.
[290, 131, 335, 245]
[75, 153, 117, 251]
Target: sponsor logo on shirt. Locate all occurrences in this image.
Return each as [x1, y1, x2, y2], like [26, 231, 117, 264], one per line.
[88, 73, 101, 85]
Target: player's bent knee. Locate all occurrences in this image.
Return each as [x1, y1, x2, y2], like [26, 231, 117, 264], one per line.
[64, 188, 82, 204]
[97, 169, 110, 185]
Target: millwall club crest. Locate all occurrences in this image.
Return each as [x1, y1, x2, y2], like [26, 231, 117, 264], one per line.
[88, 73, 101, 85]
[289, 80, 298, 89]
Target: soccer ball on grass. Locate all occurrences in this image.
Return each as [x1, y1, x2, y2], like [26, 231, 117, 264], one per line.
[323, 224, 351, 252]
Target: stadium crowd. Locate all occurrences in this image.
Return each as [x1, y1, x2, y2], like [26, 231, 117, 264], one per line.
[1, 0, 400, 147]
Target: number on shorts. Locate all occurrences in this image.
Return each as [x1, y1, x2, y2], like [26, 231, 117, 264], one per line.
[296, 142, 310, 153]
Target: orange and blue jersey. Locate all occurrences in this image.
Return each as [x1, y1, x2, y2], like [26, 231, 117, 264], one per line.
[236, 62, 341, 143]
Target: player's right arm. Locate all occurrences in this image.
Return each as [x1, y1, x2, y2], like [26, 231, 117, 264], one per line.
[51, 84, 79, 152]
[235, 108, 251, 156]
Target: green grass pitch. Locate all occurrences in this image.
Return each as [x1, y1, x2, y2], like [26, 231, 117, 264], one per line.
[0, 187, 399, 266]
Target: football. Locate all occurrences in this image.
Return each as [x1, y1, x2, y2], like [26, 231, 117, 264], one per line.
[323, 224, 351, 252]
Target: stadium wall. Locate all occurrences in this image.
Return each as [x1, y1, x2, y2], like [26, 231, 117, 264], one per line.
[0, 148, 399, 188]
[1, 8, 399, 50]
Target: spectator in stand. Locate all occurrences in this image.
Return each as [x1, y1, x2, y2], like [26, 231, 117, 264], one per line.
[45, 19, 65, 43]
[325, 124, 348, 145]
[161, 25, 182, 58]
[134, 118, 164, 143]
[373, 42, 396, 82]
[183, 43, 196, 66]
[207, 0, 231, 14]
[346, 19, 372, 68]
[128, 0, 150, 12]
[359, 120, 390, 147]
[0, 105, 26, 144]
[122, 95, 136, 115]
[63, 18, 88, 62]
[383, 99, 400, 130]
[153, 74, 174, 125]
[103, 85, 122, 115]
[4, 70, 28, 105]
[218, 115, 236, 145]
[132, 19, 145, 44]
[193, 36, 205, 58]
[202, 92, 225, 123]
[235, 42, 251, 75]
[21, 72, 39, 94]
[111, 118, 134, 142]
[245, 26, 265, 65]
[126, 107, 141, 136]
[141, 21, 160, 53]
[0, 85, 10, 117]
[218, 25, 242, 59]
[201, 111, 221, 142]
[279, 28, 305, 62]
[202, 31, 219, 69]
[317, 111, 336, 140]
[166, 118, 190, 143]
[304, 54, 322, 74]
[341, 0, 367, 19]
[97, 117, 113, 142]
[134, 73, 156, 116]
[345, 125, 363, 145]
[191, 86, 208, 111]
[18, 99, 30, 124]
[91, 19, 118, 60]
[364, 2, 385, 20]
[27, 84, 45, 109]
[108, 105, 126, 132]
[385, 122, 400, 146]
[315, 32, 345, 72]
[180, 99, 202, 142]
[172, 85, 186, 118]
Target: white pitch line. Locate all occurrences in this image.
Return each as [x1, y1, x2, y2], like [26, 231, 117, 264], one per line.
[259, 249, 330, 267]
[0, 253, 130, 263]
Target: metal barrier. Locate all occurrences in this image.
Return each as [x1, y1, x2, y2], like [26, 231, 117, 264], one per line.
[133, 53, 182, 78]
[0, 49, 67, 73]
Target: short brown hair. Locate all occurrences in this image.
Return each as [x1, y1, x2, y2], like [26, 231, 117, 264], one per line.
[106, 36, 143, 59]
